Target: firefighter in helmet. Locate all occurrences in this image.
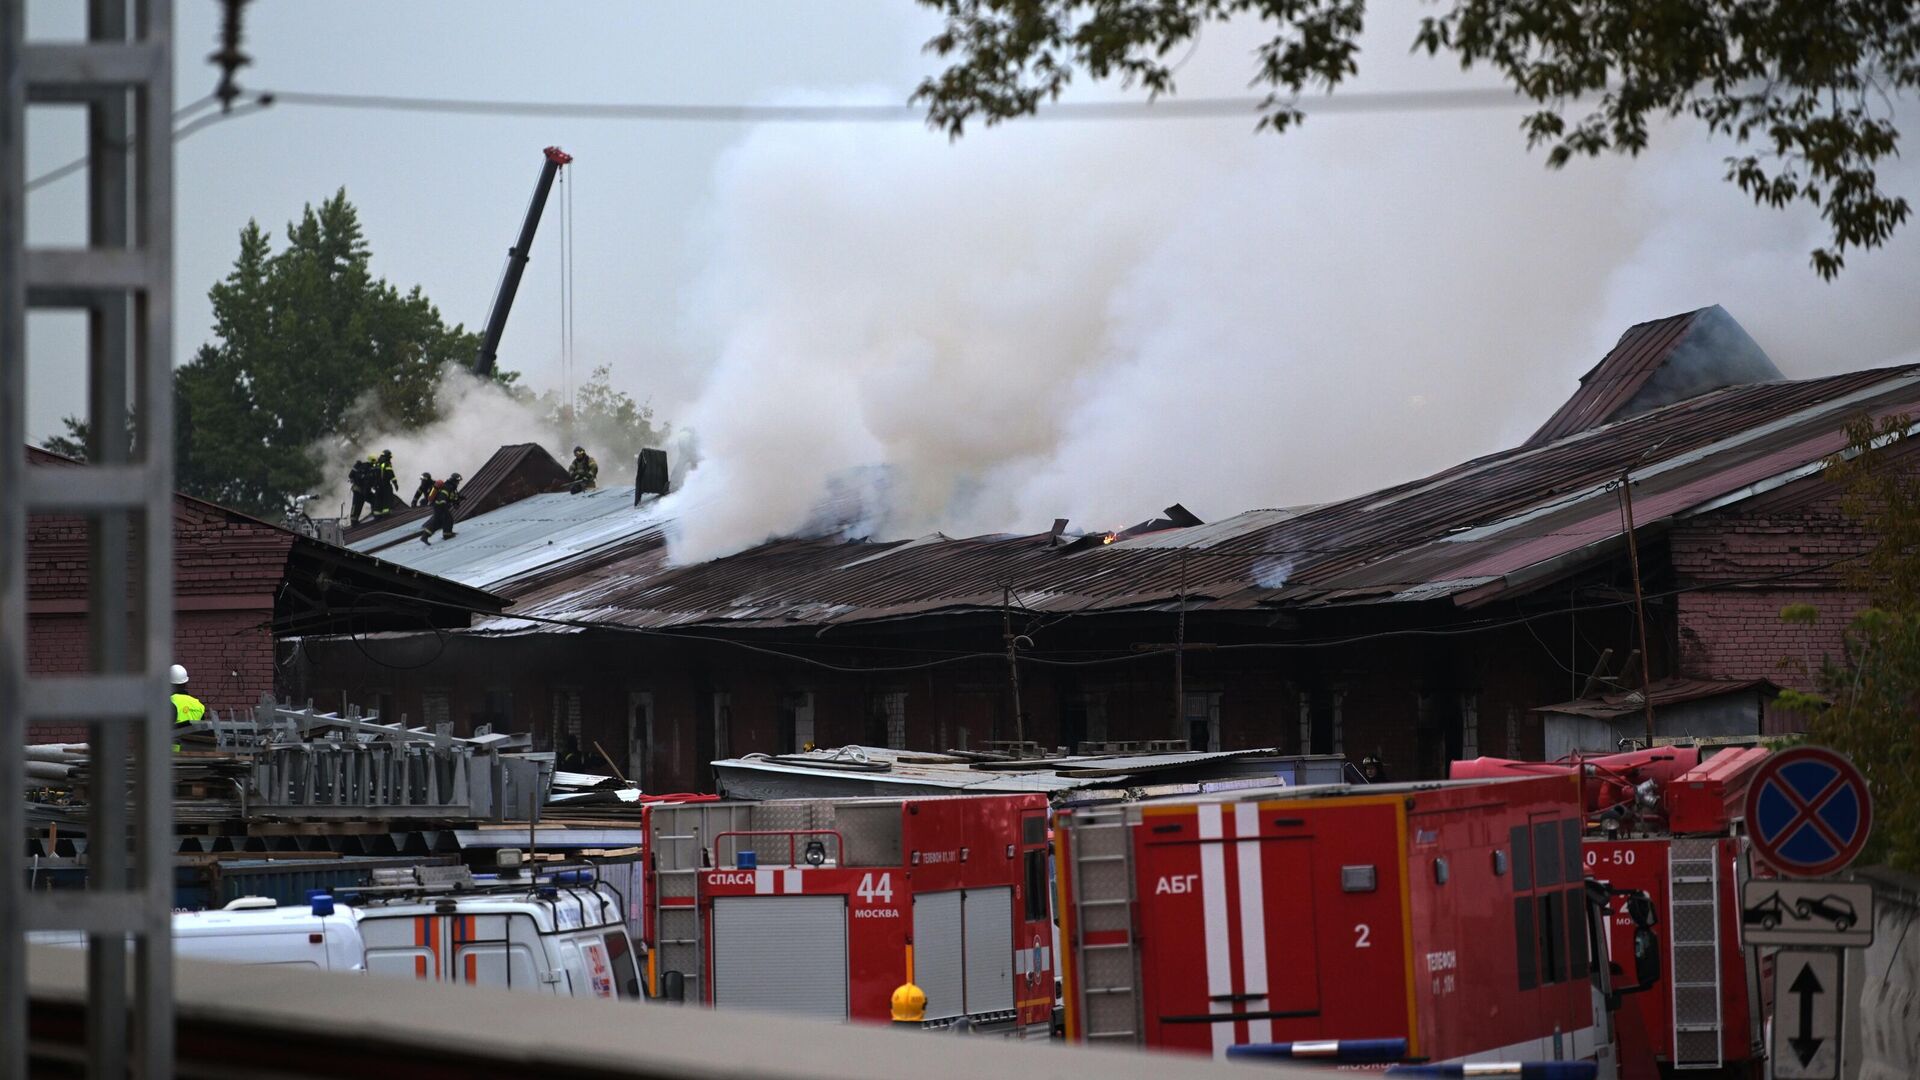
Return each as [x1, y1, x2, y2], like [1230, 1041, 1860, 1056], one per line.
[418, 472, 462, 545]
[1360, 754, 1387, 783]
[410, 471, 436, 507]
[568, 446, 598, 493]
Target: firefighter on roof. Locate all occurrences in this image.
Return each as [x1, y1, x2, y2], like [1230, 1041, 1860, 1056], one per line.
[568, 446, 598, 493]
[410, 471, 436, 507]
[170, 664, 203, 751]
[418, 472, 462, 545]
[347, 456, 378, 525]
[372, 449, 398, 516]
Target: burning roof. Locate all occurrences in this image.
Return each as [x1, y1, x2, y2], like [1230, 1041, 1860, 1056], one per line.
[466, 360, 1919, 634]
[321, 309, 1920, 640]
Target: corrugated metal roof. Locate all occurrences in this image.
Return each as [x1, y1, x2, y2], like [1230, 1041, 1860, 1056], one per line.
[1532, 677, 1780, 720]
[710, 746, 1316, 795]
[349, 485, 672, 592]
[1527, 309, 1702, 446]
[455, 362, 1920, 635]
[343, 443, 569, 546]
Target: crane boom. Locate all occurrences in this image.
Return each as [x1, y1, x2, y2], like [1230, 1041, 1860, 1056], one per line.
[472, 145, 573, 378]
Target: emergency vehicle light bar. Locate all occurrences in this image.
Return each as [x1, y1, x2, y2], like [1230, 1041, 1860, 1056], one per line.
[1383, 1063, 1598, 1079]
[1225, 1037, 1407, 1062]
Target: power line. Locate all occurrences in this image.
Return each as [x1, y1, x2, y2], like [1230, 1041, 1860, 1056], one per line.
[264, 85, 1531, 124]
[23, 83, 1535, 195]
[25, 93, 268, 193]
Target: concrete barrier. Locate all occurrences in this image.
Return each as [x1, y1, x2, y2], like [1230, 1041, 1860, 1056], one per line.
[1846, 867, 1919, 1080]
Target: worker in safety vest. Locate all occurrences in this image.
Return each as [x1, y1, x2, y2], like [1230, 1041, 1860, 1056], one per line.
[568, 446, 598, 493]
[410, 471, 436, 507]
[170, 664, 204, 751]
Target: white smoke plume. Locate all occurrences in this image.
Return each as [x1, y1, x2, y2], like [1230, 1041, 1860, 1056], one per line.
[309, 366, 558, 518]
[654, 20, 1920, 564]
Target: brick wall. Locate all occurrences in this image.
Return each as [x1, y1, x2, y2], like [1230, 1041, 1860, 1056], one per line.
[24, 450, 295, 743]
[1670, 474, 1874, 691]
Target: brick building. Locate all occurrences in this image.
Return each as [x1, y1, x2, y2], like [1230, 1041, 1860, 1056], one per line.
[292, 308, 1918, 790]
[25, 446, 503, 742]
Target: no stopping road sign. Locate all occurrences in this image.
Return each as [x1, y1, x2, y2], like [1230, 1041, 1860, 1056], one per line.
[1744, 746, 1872, 878]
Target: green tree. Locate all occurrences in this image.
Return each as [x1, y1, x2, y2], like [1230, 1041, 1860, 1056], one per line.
[39, 415, 97, 461]
[913, 0, 1920, 277]
[1777, 414, 1920, 871]
[543, 365, 670, 473]
[174, 191, 478, 516]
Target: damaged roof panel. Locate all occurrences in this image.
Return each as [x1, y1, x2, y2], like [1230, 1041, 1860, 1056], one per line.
[447, 361, 1920, 636]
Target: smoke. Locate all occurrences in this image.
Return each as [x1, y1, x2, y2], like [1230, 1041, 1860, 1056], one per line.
[656, 22, 1920, 564]
[1619, 305, 1783, 419]
[1253, 558, 1296, 591]
[309, 366, 558, 517]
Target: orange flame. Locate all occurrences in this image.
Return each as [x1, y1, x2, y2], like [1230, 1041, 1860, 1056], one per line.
[1101, 532, 1116, 545]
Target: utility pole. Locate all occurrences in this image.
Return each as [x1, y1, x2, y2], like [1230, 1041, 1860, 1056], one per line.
[1002, 587, 1026, 754]
[1174, 552, 1187, 745]
[1619, 469, 1658, 747]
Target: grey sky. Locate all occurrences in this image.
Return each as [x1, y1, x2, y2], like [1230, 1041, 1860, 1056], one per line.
[23, 3, 1920, 546]
[25, 1, 938, 436]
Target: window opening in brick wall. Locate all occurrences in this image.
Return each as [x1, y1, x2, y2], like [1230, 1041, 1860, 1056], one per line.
[551, 688, 582, 757]
[1298, 690, 1342, 755]
[712, 692, 732, 760]
[779, 691, 816, 754]
[869, 691, 907, 750]
[1065, 692, 1108, 751]
[422, 690, 450, 731]
[628, 691, 654, 790]
[1184, 691, 1222, 752]
[1459, 692, 1480, 760]
[474, 689, 512, 736]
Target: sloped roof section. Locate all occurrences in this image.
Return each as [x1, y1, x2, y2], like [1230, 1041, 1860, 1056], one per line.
[346, 443, 570, 546]
[463, 361, 1920, 635]
[349, 484, 670, 593]
[1526, 306, 1783, 447]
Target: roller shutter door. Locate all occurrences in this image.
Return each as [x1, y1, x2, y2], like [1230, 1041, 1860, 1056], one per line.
[711, 896, 848, 1020]
[913, 890, 965, 1020]
[963, 886, 1014, 1014]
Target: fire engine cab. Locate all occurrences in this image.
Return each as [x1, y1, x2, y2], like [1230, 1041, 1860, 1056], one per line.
[643, 794, 1054, 1035]
[1055, 774, 1656, 1072]
[1455, 745, 1774, 1078]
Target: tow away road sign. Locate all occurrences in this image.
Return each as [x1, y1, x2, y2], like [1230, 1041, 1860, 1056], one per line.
[1741, 880, 1873, 947]
[1744, 746, 1872, 877]
[1772, 951, 1840, 1080]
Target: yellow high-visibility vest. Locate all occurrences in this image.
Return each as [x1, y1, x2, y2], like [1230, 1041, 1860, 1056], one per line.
[171, 692, 204, 724]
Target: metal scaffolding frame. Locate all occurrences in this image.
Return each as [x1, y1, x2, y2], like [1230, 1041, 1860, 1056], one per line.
[2, 1, 177, 1076]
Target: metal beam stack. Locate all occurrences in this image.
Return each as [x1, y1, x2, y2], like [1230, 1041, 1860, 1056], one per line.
[2, 3, 178, 1076]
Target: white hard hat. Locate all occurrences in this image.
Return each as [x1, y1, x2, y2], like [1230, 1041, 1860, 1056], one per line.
[169, 664, 189, 685]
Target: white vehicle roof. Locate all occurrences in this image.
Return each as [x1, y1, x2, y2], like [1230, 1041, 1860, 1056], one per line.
[351, 881, 625, 934]
[173, 903, 343, 937]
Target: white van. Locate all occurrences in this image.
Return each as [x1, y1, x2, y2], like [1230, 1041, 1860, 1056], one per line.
[30, 894, 365, 972]
[354, 876, 643, 1001]
[31, 871, 642, 1002]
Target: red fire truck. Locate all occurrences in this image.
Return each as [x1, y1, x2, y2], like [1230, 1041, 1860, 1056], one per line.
[1055, 775, 1656, 1071]
[639, 794, 1054, 1035]
[1454, 747, 1773, 1078]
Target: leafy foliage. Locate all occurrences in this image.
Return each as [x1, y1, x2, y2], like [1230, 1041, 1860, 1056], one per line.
[542, 365, 671, 472]
[913, 0, 1920, 277]
[40, 415, 98, 462]
[172, 192, 479, 517]
[1775, 414, 1920, 870]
